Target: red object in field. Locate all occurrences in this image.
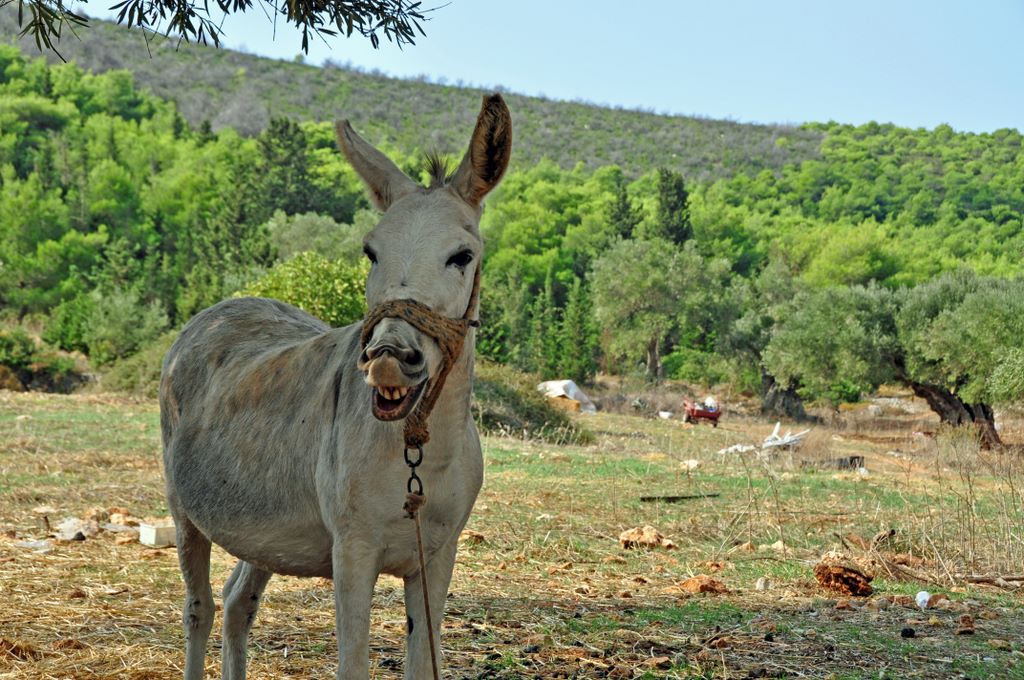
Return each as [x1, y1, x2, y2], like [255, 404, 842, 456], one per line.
[683, 398, 721, 426]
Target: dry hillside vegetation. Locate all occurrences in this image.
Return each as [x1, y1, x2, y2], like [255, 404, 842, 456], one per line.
[1, 391, 1023, 679]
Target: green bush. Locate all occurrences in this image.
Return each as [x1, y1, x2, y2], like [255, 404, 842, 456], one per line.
[663, 347, 730, 386]
[0, 327, 82, 392]
[103, 330, 178, 397]
[83, 288, 169, 366]
[472, 360, 593, 444]
[43, 292, 96, 352]
[239, 251, 368, 327]
[0, 328, 37, 371]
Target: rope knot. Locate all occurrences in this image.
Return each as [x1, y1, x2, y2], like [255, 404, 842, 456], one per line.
[403, 492, 426, 519]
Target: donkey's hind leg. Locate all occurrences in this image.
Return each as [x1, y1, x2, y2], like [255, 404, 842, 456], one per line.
[176, 515, 215, 680]
[220, 561, 272, 680]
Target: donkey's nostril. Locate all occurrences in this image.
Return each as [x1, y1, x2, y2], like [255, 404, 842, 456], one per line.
[406, 349, 423, 367]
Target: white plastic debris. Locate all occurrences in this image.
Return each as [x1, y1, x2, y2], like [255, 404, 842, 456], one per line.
[717, 443, 758, 455]
[139, 522, 177, 548]
[762, 422, 811, 450]
[916, 591, 931, 610]
[658, 410, 673, 419]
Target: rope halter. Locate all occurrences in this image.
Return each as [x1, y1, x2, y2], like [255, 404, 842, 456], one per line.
[358, 265, 481, 449]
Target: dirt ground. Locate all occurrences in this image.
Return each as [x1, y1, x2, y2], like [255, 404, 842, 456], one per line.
[1, 390, 1023, 679]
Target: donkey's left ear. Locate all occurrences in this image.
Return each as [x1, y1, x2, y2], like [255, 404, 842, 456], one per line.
[451, 94, 512, 207]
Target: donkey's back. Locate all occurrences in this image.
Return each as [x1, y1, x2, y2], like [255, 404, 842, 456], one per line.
[160, 295, 361, 577]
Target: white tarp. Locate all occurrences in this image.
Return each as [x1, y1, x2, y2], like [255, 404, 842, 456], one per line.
[537, 380, 597, 414]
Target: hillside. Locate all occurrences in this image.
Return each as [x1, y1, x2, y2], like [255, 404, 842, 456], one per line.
[0, 11, 823, 180]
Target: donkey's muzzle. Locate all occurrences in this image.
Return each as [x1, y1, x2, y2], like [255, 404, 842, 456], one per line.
[360, 342, 424, 372]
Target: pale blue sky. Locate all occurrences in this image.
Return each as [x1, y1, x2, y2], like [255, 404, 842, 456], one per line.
[89, 1, 1023, 132]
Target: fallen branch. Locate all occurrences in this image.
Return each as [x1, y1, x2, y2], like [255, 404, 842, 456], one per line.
[639, 493, 721, 503]
[956, 574, 1024, 584]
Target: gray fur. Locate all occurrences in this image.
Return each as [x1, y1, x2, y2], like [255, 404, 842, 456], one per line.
[160, 95, 512, 679]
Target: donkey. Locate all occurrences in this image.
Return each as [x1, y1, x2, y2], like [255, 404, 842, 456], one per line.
[158, 94, 511, 680]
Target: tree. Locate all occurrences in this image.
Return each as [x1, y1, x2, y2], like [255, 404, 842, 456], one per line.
[592, 238, 689, 381]
[12, 0, 430, 56]
[607, 176, 640, 240]
[557, 276, 599, 384]
[764, 271, 1024, 448]
[253, 118, 313, 222]
[763, 284, 900, 409]
[894, 271, 1024, 447]
[717, 258, 810, 419]
[637, 168, 691, 244]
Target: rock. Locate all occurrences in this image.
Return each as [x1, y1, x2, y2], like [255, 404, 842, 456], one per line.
[988, 639, 1012, 651]
[813, 551, 873, 597]
[678, 574, 730, 594]
[55, 517, 100, 542]
[15, 539, 53, 553]
[114, 532, 139, 545]
[108, 512, 140, 527]
[755, 577, 771, 591]
[83, 507, 109, 522]
[458, 529, 486, 545]
[956, 614, 975, 635]
[619, 525, 676, 550]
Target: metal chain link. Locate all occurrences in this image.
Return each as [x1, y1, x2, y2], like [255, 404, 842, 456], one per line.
[404, 445, 424, 496]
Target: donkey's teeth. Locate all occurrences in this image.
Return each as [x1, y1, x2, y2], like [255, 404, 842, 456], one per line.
[397, 387, 409, 397]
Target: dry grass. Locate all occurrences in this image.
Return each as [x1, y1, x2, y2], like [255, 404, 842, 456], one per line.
[1, 390, 1023, 679]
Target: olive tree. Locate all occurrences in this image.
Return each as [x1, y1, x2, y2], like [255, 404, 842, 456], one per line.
[764, 270, 1024, 448]
[592, 238, 704, 381]
[11, 0, 430, 56]
[718, 258, 811, 419]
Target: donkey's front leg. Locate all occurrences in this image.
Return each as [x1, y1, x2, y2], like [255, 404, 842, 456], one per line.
[403, 536, 459, 680]
[333, 539, 379, 680]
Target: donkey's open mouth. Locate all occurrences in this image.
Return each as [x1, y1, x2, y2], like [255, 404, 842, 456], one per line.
[371, 381, 426, 421]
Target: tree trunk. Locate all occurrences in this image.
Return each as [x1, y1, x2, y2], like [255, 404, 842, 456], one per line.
[760, 371, 810, 421]
[906, 380, 1002, 449]
[646, 337, 663, 383]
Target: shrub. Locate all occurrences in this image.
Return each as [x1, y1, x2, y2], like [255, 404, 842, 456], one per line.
[472, 360, 593, 444]
[0, 328, 37, 372]
[43, 292, 96, 352]
[103, 331, 178, 397]
[83, 288, 169, 366]
[239, 251, 368, 327]
[663, 347, 730, 386]
[0, 327, 82, 392]
[264, 210, 370, 263]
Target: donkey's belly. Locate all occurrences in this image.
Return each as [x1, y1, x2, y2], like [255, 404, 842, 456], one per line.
[171, 445, 334, 577]
[209, 521, 334, 578]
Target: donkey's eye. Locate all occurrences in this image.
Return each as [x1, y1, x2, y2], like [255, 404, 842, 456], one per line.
[446, 249, 474, 269]
[363, 247, 378, 264]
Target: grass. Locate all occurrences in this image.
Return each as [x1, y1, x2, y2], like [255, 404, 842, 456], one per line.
[1, 390, 1023, 678]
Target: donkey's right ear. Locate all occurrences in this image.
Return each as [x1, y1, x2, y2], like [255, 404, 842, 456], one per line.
[335, 120, 418, 212]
